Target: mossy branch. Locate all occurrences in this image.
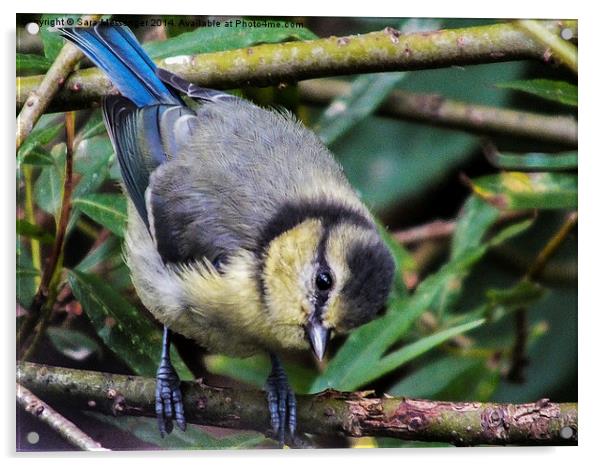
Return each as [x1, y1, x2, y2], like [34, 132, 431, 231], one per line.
[16, 14, 100, 148]
[300, 79, 577, 146]
[16, 20, 577, 114]
[17, 362, 577, 446]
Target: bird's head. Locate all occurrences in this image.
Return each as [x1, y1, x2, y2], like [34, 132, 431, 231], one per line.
[260, 216, 395, 360]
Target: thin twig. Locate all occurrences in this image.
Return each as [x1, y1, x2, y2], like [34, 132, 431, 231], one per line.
[517, 20, 578, 74]
[526, 211, 578, 281]
[18, 112, 76, 358]
[507, 211, 578, 382]
[300, 80, 577, 146]
[393, 210, 532, 245]
[17, 362, 577, 446]
[17, 383, 109, 451]
[16, 20, 577, 113]
[16, 14, 100, 149]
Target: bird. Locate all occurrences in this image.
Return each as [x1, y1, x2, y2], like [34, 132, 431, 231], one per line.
[59, 24, 395, 446]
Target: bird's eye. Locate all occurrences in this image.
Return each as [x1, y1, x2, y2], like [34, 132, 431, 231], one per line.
[315, 271, 333, 291]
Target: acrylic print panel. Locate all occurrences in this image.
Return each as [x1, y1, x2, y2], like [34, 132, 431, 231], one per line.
[16, 13, 577, 451]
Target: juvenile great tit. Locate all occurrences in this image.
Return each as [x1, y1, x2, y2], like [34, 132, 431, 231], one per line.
[60, 25, 395, 445]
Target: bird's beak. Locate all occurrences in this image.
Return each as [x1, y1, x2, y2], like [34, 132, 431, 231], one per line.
[305, 318, 331, 361]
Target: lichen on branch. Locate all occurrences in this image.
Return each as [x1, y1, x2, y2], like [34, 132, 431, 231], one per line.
[16, 20, 577, 113]
[17, 362, 577, 446]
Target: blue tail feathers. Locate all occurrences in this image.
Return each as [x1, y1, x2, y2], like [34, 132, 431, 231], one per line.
[60, 25, 182, 107]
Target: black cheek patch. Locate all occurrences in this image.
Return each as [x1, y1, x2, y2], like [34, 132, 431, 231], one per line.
[340, 239, 395, 330]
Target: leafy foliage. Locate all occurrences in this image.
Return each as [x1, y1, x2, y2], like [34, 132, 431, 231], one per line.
[496, 79, 577, 106]
[16, 15, 577, 451]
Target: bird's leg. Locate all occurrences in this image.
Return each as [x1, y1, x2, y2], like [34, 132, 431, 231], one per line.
[265, 353, 297, 446]
[155, 326, 186, 436]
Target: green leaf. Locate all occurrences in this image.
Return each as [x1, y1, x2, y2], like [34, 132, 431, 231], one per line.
[496, 79, 577, 106]
[34, 143, 65, 219]
[388, 355, 483, 398]
[205, 354, 318, 394]
[470, 172, 577, 210]
[88, 413, 270, 449]
[18, 147, 54, 166]
[75, 235, 122, 273]
[17, 122, 63, 165]
[67, 135, 115, 233]
[16, 218, 54, 244]
[46, 327, 101, 361]
[370, 319, 485, 380]
[451, 196, 499, 260]
[16, 53, 52, 75]
[75, 110, 107, 143]
[17, 239, 37, 308]
[73, 193, 127, 237]
[486, 148, 577, 171]
[315, 19, 440, 146]
[144, 21, 317, 59]
[39, 14, 81, 61]
[315, 72, 408, 146]
[486, 280, 545, 309]
[432, 197, 498, 318]
[68, 269, 193, 379]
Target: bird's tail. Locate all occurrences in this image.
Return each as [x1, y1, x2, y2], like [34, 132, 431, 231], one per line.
[59, 25, 182, 107]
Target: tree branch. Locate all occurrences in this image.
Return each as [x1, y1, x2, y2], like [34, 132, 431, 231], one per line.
[16, 14, 100, 148]
[17, 362, 577, 446]
[16, 20, 577, 114]
[299, 80, 577, 146]
[17, 383, 109, 451]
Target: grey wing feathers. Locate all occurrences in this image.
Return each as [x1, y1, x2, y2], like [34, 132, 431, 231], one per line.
[102, 95, 198, 226]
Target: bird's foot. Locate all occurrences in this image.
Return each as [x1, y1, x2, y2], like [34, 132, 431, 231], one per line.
[265, 354, 297, 447]
[155, 357, 186, 437]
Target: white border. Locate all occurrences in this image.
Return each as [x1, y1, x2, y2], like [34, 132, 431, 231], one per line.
[4, 1, 598, 465]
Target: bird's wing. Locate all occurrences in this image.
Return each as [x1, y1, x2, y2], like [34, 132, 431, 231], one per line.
[156, 68, 236, 103]
[102, 95, 199, 227]
[146, 159, 244, 266]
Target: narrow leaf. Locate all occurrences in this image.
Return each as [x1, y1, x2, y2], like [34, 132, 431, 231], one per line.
[388, 355, 482, 398]
[18, 147, 54, 166]
[496, 79, 577, 106]
[88, 413, 270, 449]
[470, 172, 577, 210]
[75, 235, 122, 273]
[68, 269, 193, 379]
[33, 143, 65, 219]
[145, 21, 317, 59]
[17, 122, 63, 163]
[39, 14, 81, 60]
[485, 147, 577, 171]
[73, 193, 127, 237]
[315, 72, 409, 146]
[16, 219, 54, 244]
[16, 53, 52, 75]
[314, 19, 441, 146]
[370, 319, 485, 380]
[47, 327, 101, 361]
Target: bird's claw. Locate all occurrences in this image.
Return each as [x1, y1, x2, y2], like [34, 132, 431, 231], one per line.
[265, 356, 296, 447]
[155, 358, 186, 437]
